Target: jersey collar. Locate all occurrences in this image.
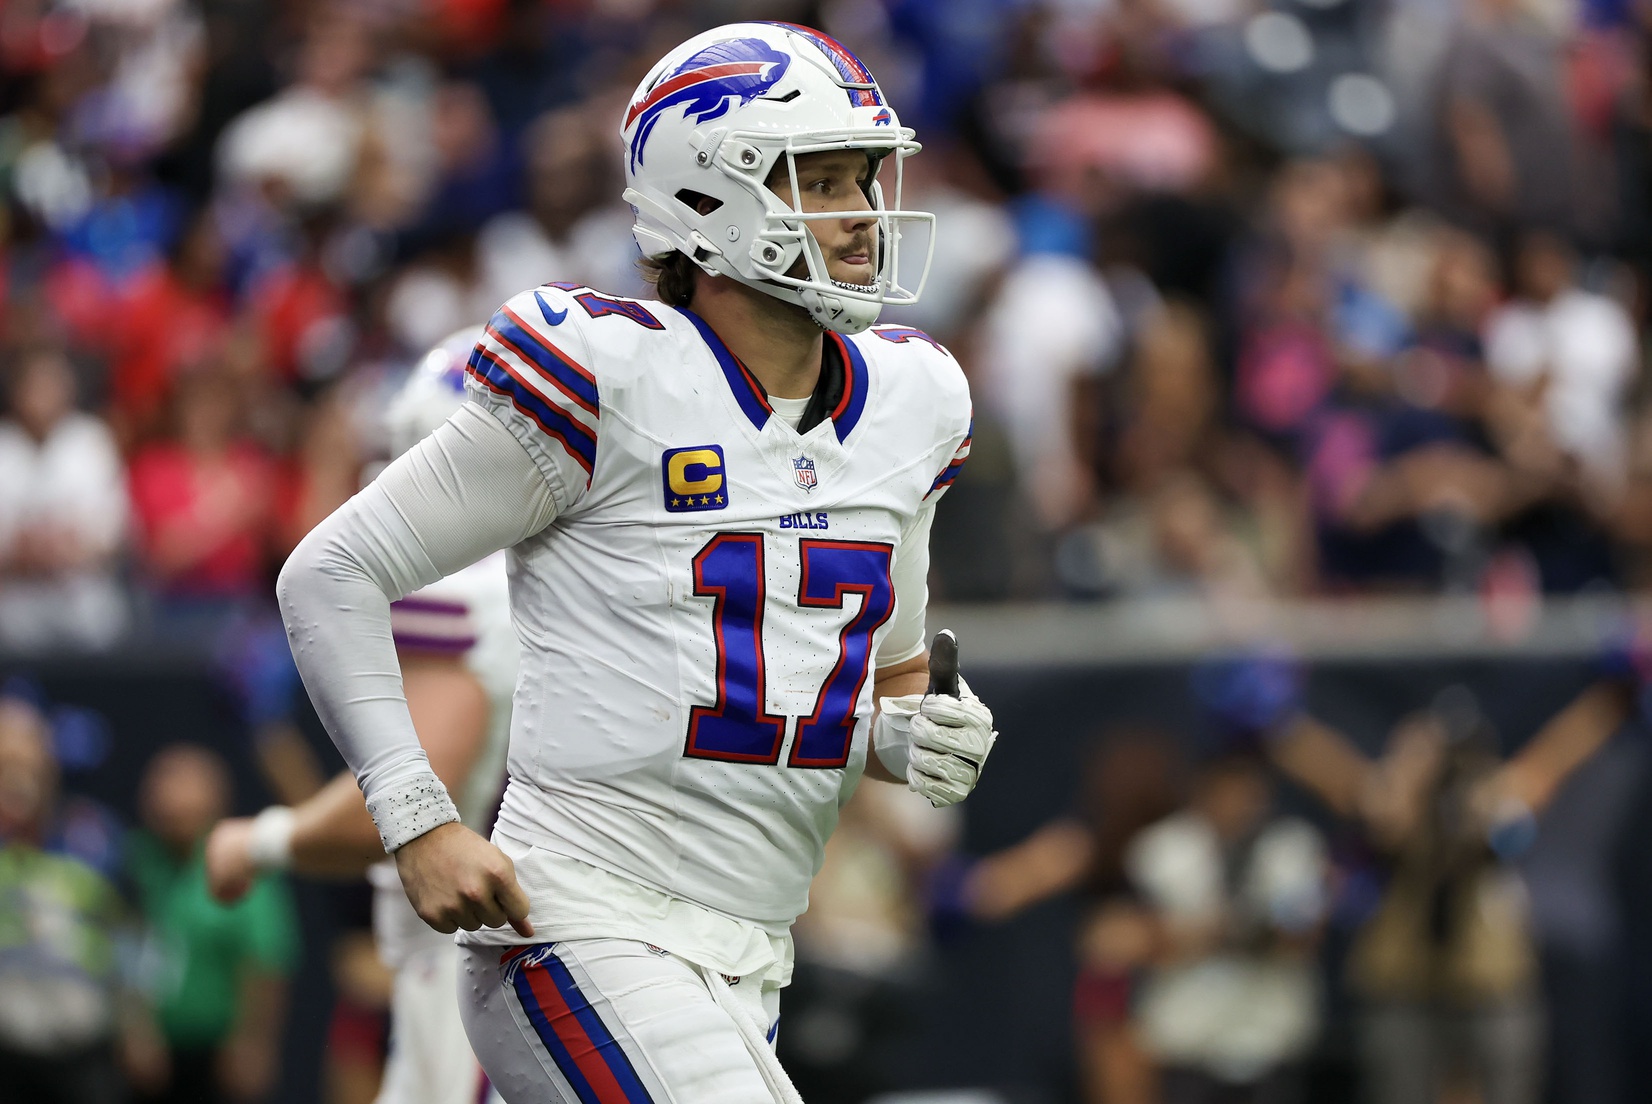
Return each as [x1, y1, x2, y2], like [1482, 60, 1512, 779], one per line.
[678, 307, 771, 430]
[678, 307, 869, 442]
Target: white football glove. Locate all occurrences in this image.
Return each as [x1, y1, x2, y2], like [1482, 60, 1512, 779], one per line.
[874, 677, 997, 807]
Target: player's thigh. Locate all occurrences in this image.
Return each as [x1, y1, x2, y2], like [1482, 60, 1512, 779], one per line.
[457, 939, 779, 1104]
[377, 943, 485, 1104]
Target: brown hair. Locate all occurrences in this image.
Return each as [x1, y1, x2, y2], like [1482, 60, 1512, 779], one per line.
[639, 251, 698, 307]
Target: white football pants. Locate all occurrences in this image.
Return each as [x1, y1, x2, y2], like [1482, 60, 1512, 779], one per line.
[457, 939, 791, 1104]
[376, 941, 498, 1104]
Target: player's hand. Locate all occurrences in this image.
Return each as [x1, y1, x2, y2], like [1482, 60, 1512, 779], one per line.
[907, 684, 997, 807]
[393, 821, 535, 938]
[205, 817, 258, 903]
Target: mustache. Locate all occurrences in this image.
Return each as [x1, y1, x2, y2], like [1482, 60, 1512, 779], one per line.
[833, 235, 876, 261]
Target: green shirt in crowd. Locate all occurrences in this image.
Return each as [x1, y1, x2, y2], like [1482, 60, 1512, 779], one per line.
[125, 831, 298, 1048]
[0, 844, 126, 1052]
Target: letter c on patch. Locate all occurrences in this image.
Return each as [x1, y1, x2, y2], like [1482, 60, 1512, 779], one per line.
[667, 448, 723, 494]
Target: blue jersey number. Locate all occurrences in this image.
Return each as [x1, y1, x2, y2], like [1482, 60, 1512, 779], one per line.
[685, 534, 895, 769]
[575, 292, 664, 330]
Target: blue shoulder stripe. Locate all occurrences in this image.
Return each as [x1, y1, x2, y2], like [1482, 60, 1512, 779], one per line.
[491, 308, 600, 415]
[468, 348, 597, 475]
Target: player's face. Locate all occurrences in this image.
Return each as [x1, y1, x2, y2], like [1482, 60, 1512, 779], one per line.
[767, 150, 878, 288]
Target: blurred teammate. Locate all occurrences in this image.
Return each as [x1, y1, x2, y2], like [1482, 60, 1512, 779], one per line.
[205, 329, 515, 1104]
[275, 22, 995, 1104]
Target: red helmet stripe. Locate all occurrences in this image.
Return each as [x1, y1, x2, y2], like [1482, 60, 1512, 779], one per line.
[626, 62, 773, 128]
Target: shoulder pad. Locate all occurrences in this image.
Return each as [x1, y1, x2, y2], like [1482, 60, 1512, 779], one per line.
[857, 324, 969, 417]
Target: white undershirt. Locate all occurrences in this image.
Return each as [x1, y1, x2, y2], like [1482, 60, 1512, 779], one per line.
[767, 394, 811, 430]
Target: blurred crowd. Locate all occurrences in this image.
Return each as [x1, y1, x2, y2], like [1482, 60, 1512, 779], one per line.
[0, 0, 1649, 651]
[815, 647, 1643, 1104]
[0, 681, 297, 1104]
[9, 649, 1647, 1104]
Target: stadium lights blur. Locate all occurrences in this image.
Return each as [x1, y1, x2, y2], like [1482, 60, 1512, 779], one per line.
[1245, 11, 1314, 74]
[1329, 73, 1396, 136]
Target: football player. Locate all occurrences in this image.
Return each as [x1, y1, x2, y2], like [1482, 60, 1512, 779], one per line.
[276, 22, 996, 1103]
[205, 329, 515, 1104]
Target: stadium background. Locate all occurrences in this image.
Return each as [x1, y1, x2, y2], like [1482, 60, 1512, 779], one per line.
[3, 1, 1652, 1103]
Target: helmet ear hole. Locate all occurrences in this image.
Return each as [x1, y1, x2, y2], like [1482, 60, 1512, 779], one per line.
[674, 190, 724, 216]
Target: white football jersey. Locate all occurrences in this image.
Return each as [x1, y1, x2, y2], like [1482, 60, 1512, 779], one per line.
[462, 282, 971, 931]
[371, 551, 518, 969]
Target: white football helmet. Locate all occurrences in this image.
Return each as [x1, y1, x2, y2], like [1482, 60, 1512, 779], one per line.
[386, 326, 484, 457]
[621, 22, 934, 335]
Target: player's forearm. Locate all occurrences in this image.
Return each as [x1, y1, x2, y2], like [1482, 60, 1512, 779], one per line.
[277, 489, 454, 849]
[286, 772, 389, 875]
[248, 657, 491, 877]
[277, 405, 558, 850]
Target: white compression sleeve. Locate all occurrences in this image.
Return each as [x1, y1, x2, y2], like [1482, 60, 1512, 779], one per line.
[276, 403, 561, 851]
[876, 501, 936, 668]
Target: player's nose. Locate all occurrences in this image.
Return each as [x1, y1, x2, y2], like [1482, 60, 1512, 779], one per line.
[840, 207, 875, 232]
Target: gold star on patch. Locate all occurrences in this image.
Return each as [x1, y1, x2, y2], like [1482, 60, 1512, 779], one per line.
[671, 498, 680, 507]
[714, 494, 724, 504]
[701, 495, 711, 505]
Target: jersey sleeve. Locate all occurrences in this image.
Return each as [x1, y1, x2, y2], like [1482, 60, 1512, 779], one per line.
[465, 285, 601, 512]
[877, 502, 934, 668]
[923, 411, 971, 504]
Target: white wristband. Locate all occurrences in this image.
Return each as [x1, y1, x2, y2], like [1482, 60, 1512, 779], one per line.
[365, 770, 462, 853]
[247, 806, 296, 871]
[873, 693, 924, 778]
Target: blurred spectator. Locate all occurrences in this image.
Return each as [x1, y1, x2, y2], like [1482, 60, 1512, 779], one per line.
[1082, 471, 1273, 602]
[127, 370, 277, 606]
[385, 99, 643, 354]
[1303, 391, 1511, 591]
[785, 783, 960, 1103]
[1435, 0, 1581, 236]
[1484, 230, 1639, 485]
[0, 694, 161, 1104]
[960, 729, 1186, 1104]
[882, 141, 1018, 341]
[274, 387, 365, 562]
[977, 199, 1124, 535]
[0, 347, 129, 652]
[1125, 749, 1327, 1104]
[1083, 304, 1294, 600]
[1271, 685, 1623, 1104]
[106, 210, 235, 446]
[475, 102, 651, 306]
[126, 744, 296, 1104]
[215, 11, 375, 211]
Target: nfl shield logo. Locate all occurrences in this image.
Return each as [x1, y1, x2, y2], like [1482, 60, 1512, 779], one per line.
[792, 455, 818, 492]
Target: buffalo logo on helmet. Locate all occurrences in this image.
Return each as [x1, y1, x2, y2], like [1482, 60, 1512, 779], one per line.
[625, 39, 791, 171]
